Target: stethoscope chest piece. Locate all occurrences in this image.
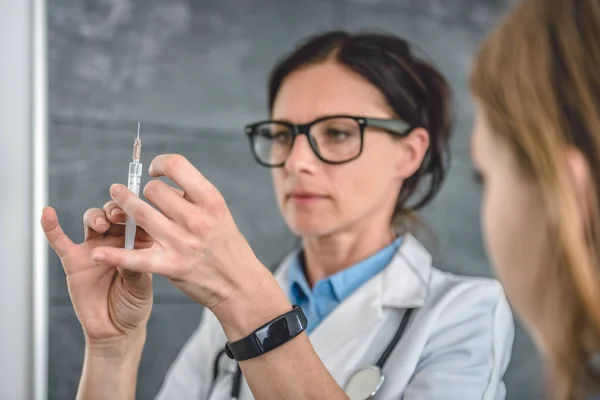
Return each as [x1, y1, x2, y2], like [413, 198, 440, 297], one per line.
[343, 365, 385, 400]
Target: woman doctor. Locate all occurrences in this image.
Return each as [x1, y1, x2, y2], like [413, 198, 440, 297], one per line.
[41, 31, 514, 399]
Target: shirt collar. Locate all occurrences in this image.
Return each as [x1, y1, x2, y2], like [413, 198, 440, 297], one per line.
[277, 233, 432, 310]
[287, 236, 404, 302]
[287, 254, 311, 302]
[329, 236, 403, 301]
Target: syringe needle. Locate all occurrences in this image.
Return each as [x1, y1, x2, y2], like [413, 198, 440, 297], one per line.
[132, 122, 142, 162]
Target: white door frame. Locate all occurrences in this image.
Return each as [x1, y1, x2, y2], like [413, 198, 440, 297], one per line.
[0, 0, 48, 398]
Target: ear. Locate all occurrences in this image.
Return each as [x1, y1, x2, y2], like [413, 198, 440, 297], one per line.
[565, 146, 592, 219]
[395, 127, 430, 179]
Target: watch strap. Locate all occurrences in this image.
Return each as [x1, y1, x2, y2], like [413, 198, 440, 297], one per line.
[225, 305, 307, 361]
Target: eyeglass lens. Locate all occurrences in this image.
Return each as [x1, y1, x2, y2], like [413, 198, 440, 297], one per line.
[251, 117, 362, 165]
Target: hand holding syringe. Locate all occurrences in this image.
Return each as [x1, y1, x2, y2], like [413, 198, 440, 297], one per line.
[124, 123, 143, 249]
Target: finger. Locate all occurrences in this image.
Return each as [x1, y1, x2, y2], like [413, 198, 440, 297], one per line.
[165, 184, 187, 200]
[143, 180, 195, 224]
[91, 247, 161, 275]
[102, 223, 154, 243]
[109, 183, 177, 241]
[92, 235, 153, 250]
[168, 185, 196, 204]
[40, 207, 75, 258]
[148, 154, 214, 204]
[145, 182, 185, 198]
[170, 186, 184, 197]
[83, 208, 110, 240]
[103, 200, 126, 224]
[148, 182, 188, 203]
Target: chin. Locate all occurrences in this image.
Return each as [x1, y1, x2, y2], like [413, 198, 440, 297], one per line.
[285, 216, 335, 238]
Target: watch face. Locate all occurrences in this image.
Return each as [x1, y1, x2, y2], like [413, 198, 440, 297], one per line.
[231, 306, 307, 361]
[265, 319, 291, 348]
[260, 319, 291, 348]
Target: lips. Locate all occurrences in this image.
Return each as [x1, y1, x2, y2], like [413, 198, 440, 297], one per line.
[288, 191, 325, 198]
[286, 190, 328, 203]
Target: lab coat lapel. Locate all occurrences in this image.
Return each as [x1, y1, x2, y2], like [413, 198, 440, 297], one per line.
[273, 234, 432, 382]
[273, 249, 382, 359]
[380, 233, 431, 309]
[309, 271, 384, 379]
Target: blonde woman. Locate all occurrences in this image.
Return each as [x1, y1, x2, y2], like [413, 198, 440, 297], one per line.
[469, 0, 600, 399]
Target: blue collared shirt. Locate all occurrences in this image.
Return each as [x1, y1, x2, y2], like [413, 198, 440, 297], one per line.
[288, 236, 403, 333]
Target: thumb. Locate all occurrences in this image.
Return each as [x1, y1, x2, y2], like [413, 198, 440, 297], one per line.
[41, 206, 75, 259]
[118, 267, 152, 298]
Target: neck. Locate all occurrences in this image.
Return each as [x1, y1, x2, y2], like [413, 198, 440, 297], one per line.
[300, 220, 396, 287]
[524, 285, 572, 359]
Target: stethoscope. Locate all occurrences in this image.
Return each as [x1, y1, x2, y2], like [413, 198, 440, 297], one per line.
[210, 307, 415, 400]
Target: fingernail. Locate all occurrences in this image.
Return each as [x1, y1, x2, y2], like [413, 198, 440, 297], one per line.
[110, 208, 124, 216]
[92, 251, 106, 262]
[110, 184, 123, 196]
[95, 218, 106, 226]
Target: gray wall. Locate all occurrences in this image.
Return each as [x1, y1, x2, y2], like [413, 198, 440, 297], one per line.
[47, 1, 543, 399]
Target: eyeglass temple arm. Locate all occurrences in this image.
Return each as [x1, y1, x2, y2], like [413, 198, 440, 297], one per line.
[365, 118, 413, 136]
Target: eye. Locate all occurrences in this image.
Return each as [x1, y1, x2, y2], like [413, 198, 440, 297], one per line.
[325, 128, 350, 140]
[257, 128, 291, 143]
[273, 130, 293, 143]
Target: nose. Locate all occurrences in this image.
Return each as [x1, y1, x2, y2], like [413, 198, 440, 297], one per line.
[284, 134, 319, 174]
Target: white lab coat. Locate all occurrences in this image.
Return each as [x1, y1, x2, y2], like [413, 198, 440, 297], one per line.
[155, 234, 515, 400]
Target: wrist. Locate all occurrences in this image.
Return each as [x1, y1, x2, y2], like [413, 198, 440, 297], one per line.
[85, 329, 146, 361]
[212, 262, 292, 341]
[79, 331, 144, 400]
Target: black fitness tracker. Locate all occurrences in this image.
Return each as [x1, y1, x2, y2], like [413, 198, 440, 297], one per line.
[224, 305, 308, 361]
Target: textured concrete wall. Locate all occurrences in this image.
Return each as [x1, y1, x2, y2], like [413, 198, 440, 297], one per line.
[47, 1, 543, 399]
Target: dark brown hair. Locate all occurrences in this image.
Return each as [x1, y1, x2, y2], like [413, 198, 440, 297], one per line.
[267, 31, 453, 224]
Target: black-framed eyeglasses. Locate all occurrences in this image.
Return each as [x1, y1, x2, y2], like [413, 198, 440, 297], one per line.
[244, 115, 415, 168]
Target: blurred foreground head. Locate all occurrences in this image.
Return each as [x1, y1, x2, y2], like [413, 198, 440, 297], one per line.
[469, 0, 600, 398]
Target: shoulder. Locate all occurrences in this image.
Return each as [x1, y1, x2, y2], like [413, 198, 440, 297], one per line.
[427, 267, 509, 312]
[422, 266, 515, 345]
[399, 268, 514, 399]
[397, 233, 512, 323]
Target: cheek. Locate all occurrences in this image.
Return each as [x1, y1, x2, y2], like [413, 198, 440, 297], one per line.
[271, 170, 285, 199]
[327, 166, 358, 210]
[332, 158, 392, 211]
[481, 188, 512, 283]
[481, 178, 547, 317]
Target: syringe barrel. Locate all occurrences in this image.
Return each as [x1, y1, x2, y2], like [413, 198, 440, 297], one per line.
[125, 162, 143, 250]
[127, 162, 143, 195]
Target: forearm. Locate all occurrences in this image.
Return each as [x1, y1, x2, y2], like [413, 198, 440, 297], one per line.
[213, 268, 348, 400]
[241, 334, 348, 400]
[77, 332, 145, 400]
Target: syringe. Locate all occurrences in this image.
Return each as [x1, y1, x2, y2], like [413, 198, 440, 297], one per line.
[124, 123, 143, 250]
